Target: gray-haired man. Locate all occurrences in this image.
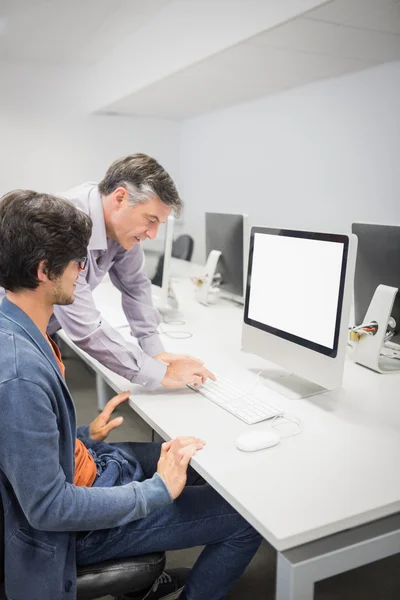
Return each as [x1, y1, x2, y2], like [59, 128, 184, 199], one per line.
[1, 154, 213, 390]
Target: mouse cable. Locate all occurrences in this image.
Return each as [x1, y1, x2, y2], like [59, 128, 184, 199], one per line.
[270, 414, 304, 438]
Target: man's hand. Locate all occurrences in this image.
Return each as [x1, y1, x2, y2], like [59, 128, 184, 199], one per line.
[154, 352, 215, 389]
[160, 358, 216, 389]
[157, 436, 205, 500]
[89, 391, 130, 441]
[153, 352, 203, 365]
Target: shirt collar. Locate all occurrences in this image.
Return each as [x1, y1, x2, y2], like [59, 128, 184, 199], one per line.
[88, 186, 107, 251]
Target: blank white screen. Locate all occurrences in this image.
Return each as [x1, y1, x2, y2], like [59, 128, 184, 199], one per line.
[248, 233, 344, 349]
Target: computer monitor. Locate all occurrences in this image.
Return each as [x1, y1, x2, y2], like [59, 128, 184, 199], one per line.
[351, 223, 400, 344]
[151, 215, 178, 314]
[242, 227, 357, 399]
[205, 212, 248, 303]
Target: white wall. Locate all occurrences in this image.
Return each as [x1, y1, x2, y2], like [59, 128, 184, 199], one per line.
[0, 60, 181, 194]
[180, 61, 400, 263]
[0, 112, 180, 195]
[2, 59, 399, 266]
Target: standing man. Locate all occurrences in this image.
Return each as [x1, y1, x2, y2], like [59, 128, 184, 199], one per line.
[0, 154, 214, 390]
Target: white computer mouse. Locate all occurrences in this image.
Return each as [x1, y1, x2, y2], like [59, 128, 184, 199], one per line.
[236, 429, 281, 452]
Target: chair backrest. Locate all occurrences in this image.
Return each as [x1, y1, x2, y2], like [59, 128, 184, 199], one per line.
[172, 235, 194, 262]
[151, 235, 194, 287]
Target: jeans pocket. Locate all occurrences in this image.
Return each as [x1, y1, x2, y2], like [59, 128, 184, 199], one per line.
[5, 529, 56, 600]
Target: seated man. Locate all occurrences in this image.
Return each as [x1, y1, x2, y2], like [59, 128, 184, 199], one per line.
[0, 190, 262, 600]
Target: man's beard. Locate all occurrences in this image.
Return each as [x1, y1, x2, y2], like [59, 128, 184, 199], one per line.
[51, 278, 74, 306]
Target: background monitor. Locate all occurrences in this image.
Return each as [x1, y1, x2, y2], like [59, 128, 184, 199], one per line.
[352, 223, 400, 343]
[151, 215, 178, 314]
[205, 212, 248, 303]
[242, 227, 357, 399]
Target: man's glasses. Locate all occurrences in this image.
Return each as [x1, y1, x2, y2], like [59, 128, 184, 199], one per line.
[72, 257, 88, 271]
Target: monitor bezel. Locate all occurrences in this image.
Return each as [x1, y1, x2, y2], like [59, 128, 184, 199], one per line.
[243, 227, 349, 358]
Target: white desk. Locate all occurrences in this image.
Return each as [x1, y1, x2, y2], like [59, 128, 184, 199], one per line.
[59, 273, 400, 600]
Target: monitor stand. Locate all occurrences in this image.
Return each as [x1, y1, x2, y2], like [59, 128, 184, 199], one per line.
[197, 250, 221, 306]
[152, 281, 179, 316]
[256, 368, 329, 400]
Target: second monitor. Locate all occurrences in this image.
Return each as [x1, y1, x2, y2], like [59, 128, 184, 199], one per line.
[352, 222, 400, 344]
[205, 212, 248, 303]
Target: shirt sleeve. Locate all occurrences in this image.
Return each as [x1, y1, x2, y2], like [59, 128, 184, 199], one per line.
[0, 378, 172, 532]
[52, 272, 166, 390]
[109, 244, 165, 358]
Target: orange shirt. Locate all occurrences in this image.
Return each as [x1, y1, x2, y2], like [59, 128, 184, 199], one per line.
[47, 335, 97, 488]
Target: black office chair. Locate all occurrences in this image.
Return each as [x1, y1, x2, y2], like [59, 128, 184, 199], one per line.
[0, 494, 165, 600]
[152, 234, 194, 288]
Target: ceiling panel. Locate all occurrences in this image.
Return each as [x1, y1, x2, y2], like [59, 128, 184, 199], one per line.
[322, 26, 400, 61]
[306, 0, 398, 24]
[103, 43, 371, 120]
[0, 0, 49, 18]
[0, 0, 171, 64]
[74, 0, 171, 64]
[347, 2, 400, 35]
[249, 18, 337, 49]
[0, 0, 48, 53]
[0, 0, 124, 62]
[250, 17, 400, 62]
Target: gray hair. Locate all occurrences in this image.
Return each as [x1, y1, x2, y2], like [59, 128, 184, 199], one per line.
[98, 154, 183, 216]
[123, 181, 158, 206]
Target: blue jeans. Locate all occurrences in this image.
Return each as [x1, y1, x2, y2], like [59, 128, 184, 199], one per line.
[76, 442, 262, 600]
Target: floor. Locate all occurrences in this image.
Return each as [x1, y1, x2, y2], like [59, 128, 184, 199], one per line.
[66, 355, 400, 600]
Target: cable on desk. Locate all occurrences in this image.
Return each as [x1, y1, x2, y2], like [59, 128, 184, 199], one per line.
[163, 317, 186, 326]
[159, 316, 193, 339]
[253, 369, 304, 439]
[270, 414, 304, 438]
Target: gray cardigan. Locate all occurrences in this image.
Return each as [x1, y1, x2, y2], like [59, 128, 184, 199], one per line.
[0, 297, 171, 600]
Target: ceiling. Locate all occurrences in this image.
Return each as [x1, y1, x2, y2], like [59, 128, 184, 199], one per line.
[0, 0, 399, 120]
[103, 0, 400, 119]
[0, 0, 171, 64]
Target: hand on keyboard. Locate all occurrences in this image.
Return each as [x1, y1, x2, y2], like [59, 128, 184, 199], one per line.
[159, 356, 216, 389]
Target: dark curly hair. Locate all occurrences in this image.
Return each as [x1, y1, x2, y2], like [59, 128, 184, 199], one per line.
[0, 190, 92, 292]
